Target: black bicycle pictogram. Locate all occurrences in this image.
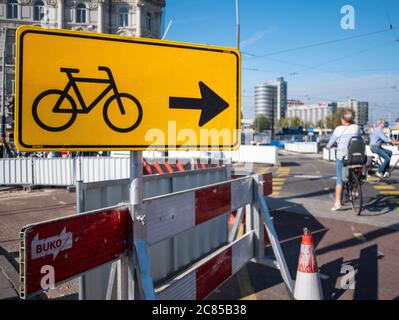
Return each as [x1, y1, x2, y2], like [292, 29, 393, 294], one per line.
[32, 66, 143, 132]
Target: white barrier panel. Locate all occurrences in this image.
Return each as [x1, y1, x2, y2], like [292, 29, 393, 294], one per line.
[33, 158, 75, 186]
[0, 157, 226, 186]
[366, 145, 399, 167]
[0, 158, 33, 185]
[223, 145, 277, 165]
[285, 142, 318, 154]
[323, 148, 330, 161]
[322, 148, 336, 161]
[78, 157, 130, 183]
[324, 146, 399, 167]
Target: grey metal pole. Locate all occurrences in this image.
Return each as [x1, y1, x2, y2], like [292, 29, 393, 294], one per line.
[126, 5, 144, 299]
[236, 0, 240, 50]
[127, 150, 143, 300]
[130, 151, 143, 206]
[1, 27, 7, 158]
[76, 167, 86, 300]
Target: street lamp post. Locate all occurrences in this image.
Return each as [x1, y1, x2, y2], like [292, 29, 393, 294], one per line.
[1, 27, 7, 158]
[235, 0, 240, 49]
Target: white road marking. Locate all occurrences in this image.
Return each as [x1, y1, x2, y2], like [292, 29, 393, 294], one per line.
[319, 273, 330, 280]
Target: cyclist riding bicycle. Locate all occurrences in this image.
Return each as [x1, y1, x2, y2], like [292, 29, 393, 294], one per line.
[370, 119, 399, 179]
[326, 110, 361, 212]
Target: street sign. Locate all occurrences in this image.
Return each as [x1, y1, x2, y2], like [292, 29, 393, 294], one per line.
[15, 26, 241, 151]
[19, 206, 129, 299]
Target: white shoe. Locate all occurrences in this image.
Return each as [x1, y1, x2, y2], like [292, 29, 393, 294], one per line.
[331, 203, 342, 211]
[383, 172, 390, 178]
[376, 171, 383, 178]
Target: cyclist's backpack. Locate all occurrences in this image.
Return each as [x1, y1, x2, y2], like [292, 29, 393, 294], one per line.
[343, 136, 367, 166]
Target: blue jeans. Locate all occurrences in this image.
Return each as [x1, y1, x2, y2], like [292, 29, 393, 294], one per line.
[371, 145, 392, 174]
[336, 159, 343, 185]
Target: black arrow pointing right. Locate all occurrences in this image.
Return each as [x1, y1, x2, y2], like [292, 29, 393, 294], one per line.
[169, 81, 229, 127]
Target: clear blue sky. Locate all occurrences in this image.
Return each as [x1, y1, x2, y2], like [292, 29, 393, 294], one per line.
[163, 0, 399, 122]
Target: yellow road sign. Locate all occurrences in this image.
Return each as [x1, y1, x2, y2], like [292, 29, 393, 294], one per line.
[15, 26, 241, 151]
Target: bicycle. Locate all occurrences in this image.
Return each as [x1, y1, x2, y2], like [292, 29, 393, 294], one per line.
[368, 145, 399, 178]
[32, 66, 143, 133]
[342, 164, 365, 215]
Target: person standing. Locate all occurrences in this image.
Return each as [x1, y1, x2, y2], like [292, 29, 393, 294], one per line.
[326, 111, 361, 211]
[370, 119, 399, 178]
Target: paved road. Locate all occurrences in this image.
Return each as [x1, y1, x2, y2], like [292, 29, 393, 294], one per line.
[1, 151, 398, 300]
[269, 150, 399, 229]
[211, 150, 399, 300]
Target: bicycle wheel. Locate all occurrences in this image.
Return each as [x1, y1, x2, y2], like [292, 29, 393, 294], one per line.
[349, 173, 363, 215]
[32, 90, 77, 132]
[103, 93, 143, 133]
[342, 182, 350, 204]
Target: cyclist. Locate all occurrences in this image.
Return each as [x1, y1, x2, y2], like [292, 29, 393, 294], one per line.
[326, 110, 361, 211]
[370, 119, 399, 178]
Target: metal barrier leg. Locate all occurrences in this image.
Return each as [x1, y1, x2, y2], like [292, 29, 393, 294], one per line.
[134, 240, 156, 300]
[245, 203, 252, 233]
[117, 257, 129, 300]
[106, 261, 117, 300]
[228, 207, 244, 242]
[256, 181, 295, 298]
[252, 202, 264, 259]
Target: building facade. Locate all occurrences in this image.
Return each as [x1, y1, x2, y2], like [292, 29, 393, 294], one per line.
[287, 102, 337, 127]
[254, 77, 287, 131]
[0, 0, 165, 135]
[337, 99, 369, 127]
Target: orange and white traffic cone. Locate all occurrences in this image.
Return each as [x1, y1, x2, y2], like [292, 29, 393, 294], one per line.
[294, 228, 323, 300]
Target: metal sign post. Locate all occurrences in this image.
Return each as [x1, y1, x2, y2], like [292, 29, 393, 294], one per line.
[126, 150, 143, 300]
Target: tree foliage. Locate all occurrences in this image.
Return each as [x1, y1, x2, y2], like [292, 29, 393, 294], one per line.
[277, 118, 290, 128]
[253, 116, 271, 131]
[290, 117, 302, 128]
[325, 108, 356, 129]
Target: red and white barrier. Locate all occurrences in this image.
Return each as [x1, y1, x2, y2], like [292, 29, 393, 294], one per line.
[156, 233, 253, 299]
[19, 172, 294, 300]
[140, 172, 286, 300]
[144, 174, 270, 246]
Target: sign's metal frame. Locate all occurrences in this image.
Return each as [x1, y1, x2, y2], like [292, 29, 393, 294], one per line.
[15, 26, 241, 151]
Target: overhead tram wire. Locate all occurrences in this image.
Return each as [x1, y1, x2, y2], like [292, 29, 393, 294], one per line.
[381, 0, 399, 41]
[283, 40, 396, 78]
[244, 26, 398, 60]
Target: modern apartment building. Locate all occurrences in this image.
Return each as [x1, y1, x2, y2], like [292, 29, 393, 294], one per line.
[286, 102, 337, 127]
[338, 99, 369, 127]
[254, 77, 287, 131]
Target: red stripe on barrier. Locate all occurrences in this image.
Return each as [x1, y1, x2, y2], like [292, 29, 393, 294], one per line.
[143, 161, 153, 175]
[201, 163, 206, 169]
[176, 162, 185, 172]
[262, 172, 273, 196]
[153, 162, 164, 174]
[196, 247, 232, 300]
[195, 163, 199, 170]
[164, 162, 174, 174]
[195, 183, 231, 225]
